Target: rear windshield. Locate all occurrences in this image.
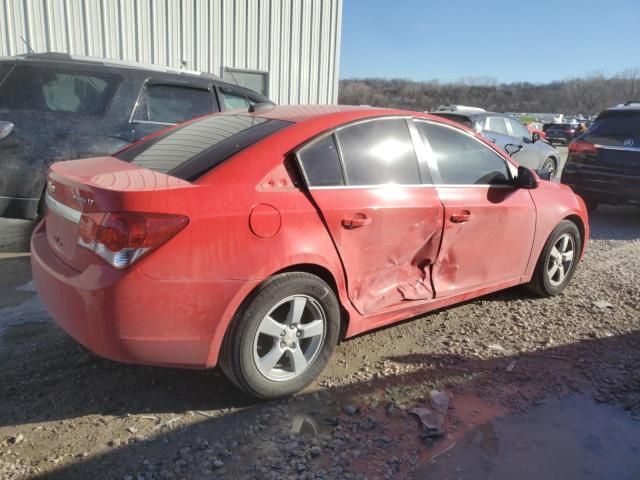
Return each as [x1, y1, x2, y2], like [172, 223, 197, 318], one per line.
[116, 114, 292, 181]
[431, 113, 473, 128]
[0, 64, 120, 114]
[585, 111, 640, 141]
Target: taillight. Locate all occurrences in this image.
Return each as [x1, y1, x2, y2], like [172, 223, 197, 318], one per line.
[77, 212, 188, 269]
[568, 141, 598, 155]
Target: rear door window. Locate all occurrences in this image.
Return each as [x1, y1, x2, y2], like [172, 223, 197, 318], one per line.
[485, 116, 509, 135]
[134, 84, 215, 124]
[117, 114, 291, 180]
[0, 65, 120, 114]
[298, 134, 345, 187]
[336, 118, 422, 185]
[417, 121, 511, 185]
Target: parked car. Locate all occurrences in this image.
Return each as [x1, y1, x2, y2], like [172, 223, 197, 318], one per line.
[433, 104, 486, 113]
[562, 101, 640, 210]
[32, 105, 588, 399]
[431, 111, 561, 178]
[544, 123, 582, 145]
[0, 52, 272, 220]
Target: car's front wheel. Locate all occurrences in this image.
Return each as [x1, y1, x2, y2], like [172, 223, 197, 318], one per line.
[541, 157, 557, 179]
[527, 220, 582, 297]
[220, 272, 340, 399]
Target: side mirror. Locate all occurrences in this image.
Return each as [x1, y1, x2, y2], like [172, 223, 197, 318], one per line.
[531, 132, 540, 143]
[515, 165, 539, 189]
[504, 143, 524, 156]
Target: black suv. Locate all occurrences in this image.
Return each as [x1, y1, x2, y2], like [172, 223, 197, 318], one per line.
[0, 52, 271, 219]
[561, 102, 640, 211]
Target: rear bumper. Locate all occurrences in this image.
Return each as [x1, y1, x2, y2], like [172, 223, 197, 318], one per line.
[31, 222, 249, 368]
[562, 165, 640, 204]
[546, 135, 573, 145]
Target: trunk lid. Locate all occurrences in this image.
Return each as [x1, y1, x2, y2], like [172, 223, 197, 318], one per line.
[45, 157, 195, 271]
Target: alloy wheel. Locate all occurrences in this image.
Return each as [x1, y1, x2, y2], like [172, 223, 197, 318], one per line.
[252, 295, 326, 381]
[546, 233, 575, 287]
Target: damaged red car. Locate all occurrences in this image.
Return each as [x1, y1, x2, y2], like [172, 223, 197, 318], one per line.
[32, 105, 589, 399]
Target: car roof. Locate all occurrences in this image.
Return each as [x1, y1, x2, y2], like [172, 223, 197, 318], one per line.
[5, 52, 218, 79]
[605, 102, 640, 113]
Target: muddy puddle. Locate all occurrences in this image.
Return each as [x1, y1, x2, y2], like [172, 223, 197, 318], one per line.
[412, 394, 640, 480]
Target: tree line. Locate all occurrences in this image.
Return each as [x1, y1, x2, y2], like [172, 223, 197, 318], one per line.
[338, 69, 640, 115]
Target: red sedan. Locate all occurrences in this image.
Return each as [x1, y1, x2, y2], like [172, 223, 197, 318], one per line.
[32, 105, 588, 398]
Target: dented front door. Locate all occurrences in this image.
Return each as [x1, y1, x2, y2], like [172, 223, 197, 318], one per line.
[307, 186, 444, 315]
[413, 119, 537, 298]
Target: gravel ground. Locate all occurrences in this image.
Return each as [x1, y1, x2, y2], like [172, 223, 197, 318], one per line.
[1, 202, 639, 479]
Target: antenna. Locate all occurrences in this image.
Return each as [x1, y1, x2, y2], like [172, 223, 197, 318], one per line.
[20, 36, 35, 54]
[223, 67, 255, 112]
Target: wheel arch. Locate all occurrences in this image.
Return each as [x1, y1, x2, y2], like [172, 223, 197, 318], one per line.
[205, 261, 352, 368]
[563, 213, 587, 258]
[273, 263, 350, 340]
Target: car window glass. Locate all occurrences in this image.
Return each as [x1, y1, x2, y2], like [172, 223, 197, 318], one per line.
[336, 118, 421, 185]
[219, 88, 251, 110]
[486, 116, 509, 135]
[135, 85, 213, 124]
[584, 111, 640, 143]
[117, 114, 291, 180]
[0, 63, 12, 84]
[298, 134, 345, 187]
[417, 121, 510, 185]
[506, 118, 530, 139]
[0, 65, 119, 114]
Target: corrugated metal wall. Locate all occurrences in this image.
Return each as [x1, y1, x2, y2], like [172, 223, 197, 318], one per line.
[0, 0, 343, 104]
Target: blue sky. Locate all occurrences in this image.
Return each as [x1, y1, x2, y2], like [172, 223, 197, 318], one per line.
[339, 0, 640, 84]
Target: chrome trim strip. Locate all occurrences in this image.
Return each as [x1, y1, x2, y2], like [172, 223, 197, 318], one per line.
[308, 184, 514, 190]
[45, 193, 82, 224]
[594, 144, 640, 152]
[130, 119, 176, 126]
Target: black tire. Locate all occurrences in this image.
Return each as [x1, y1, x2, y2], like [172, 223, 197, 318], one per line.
[219, 272, 340, 399]
[527, 220, 581, 297]
[541, 157, 557, 179]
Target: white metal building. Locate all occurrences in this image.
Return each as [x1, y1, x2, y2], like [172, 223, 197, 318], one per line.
[0, 0, 343, 104]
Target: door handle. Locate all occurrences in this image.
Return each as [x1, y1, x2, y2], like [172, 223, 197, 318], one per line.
[489, 138, 496, 143]
[450, 211, 471, 223]
[342, 215, 372, 229]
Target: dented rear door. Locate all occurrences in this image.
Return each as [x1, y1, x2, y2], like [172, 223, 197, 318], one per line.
[297, 117, 444, 315]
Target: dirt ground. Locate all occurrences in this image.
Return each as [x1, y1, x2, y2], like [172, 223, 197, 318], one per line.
[0, 202, 639, 480]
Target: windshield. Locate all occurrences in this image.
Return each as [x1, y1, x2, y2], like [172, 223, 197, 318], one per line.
[0, 64, 120, 114]
[116, 114, 292, 181]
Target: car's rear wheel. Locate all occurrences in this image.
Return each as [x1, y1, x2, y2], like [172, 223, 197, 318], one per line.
[527, 220, 581, 297]
[220, 272, 340, 399]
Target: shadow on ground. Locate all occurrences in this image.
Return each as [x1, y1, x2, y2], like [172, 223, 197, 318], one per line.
[0, 325, 636, 479]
